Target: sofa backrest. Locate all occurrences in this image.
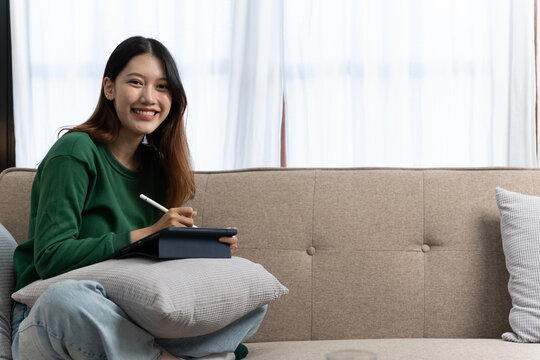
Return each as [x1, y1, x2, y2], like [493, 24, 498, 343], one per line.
[0, 168, 35, 246]
[2, 167, 538, 342]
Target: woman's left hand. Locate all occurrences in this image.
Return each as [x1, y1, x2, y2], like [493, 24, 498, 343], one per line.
[219, 227, 239, 255]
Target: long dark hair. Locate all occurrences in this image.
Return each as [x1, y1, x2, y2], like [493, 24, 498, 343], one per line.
[67, 36, 195, 207]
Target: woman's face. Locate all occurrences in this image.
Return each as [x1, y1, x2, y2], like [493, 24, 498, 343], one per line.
[103, 54, 172, 140]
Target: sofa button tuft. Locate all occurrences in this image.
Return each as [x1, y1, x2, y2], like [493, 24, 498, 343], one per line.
[421, 244, 431, 253]
[307, 246, 316, 256]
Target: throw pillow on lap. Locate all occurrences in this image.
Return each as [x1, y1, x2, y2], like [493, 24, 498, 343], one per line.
[496, 187, 540, 342]
[0, 223, 17, 359]
[12, 256, 288, 338]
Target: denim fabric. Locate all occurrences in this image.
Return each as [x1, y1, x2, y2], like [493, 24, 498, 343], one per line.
[158, 305, 267, 358]
[11, 280, 267, 360]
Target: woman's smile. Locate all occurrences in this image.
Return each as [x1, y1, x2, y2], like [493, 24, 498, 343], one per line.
[132, 108, 160, 121]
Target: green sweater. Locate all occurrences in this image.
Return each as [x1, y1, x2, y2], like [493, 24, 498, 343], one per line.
[13, 132, 166, 291]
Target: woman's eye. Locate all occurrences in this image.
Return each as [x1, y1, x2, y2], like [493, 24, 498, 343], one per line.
[157, 84, 168, 90]
[130, 80, 142, 85]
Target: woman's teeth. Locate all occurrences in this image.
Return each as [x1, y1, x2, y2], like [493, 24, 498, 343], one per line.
[133, 110, 156, 116]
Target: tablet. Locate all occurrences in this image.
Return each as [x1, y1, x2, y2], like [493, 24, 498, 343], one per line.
[111, 227, 236, 259]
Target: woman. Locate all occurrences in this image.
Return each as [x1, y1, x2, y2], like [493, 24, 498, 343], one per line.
[11, 36, 266, 360]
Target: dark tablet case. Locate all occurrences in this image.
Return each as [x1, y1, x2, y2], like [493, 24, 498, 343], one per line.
[111, 227, 236, 259]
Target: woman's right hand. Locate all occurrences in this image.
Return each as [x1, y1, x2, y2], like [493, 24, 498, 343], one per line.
[151, 207, 197, 231]
[130, 207, 197, 243]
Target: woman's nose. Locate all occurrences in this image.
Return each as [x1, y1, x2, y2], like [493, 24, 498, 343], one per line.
[140, 87, 155, 103]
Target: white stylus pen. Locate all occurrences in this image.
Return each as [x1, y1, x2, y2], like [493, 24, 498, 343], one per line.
[139, 194, 198, 227]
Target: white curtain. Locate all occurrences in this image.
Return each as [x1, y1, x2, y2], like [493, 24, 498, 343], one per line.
[223, 1, 283, 169]
[283, 0, 537, 167]
[11, 0, 538, 169]
[10, 0, 283, 170]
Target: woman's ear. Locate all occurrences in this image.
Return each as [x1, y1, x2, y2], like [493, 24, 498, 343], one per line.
[103, 77, 114, 100]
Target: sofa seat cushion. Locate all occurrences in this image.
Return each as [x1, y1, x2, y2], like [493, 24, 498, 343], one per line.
[246, 338, 540, 360]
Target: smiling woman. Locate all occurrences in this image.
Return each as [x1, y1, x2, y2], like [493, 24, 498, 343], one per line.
[11, 36, 261, 360]
[66, 37, 193, 209]
[102, 54, 173, 170]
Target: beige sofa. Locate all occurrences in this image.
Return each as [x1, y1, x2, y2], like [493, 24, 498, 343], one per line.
[2, 167, 540, 359]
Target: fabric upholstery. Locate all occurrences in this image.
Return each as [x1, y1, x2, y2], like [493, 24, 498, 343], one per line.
[495, 187, 540, 342]
[423, 170, 515, 338]
[246, 339, 540, 360]
[12, 257, 288, 339]
[0, 169, 34, 245]
[312, 171, 424, 339]
[6, 166, 540, 349]
[0, 223, 16, 359]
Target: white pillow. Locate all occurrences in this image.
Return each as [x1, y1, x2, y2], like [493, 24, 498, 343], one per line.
[0, 223, 17, 359]
[12, 256, 288, 338]
[496, 187, 540, 342]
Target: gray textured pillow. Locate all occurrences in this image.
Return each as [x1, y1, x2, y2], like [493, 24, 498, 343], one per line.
[12, 256, 288, 339]
[0, 223, 17, 359]
[496, 187, 540, 342]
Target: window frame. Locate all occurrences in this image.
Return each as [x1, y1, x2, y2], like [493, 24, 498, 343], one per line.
[0, 0, 14, 172]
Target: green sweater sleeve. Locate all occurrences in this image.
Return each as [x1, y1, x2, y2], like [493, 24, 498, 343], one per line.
[32, 155, 130, 279]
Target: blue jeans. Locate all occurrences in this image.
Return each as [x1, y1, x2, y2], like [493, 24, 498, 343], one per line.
[11, 280, 267, 359]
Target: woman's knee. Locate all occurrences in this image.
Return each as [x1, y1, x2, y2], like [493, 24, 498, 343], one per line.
[249, 304, 268, 323]
[39, 279, 104, 301]
[32, 280, 106, 322]
[256, 304, 268, 316]
[13, 281, 108, 359]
